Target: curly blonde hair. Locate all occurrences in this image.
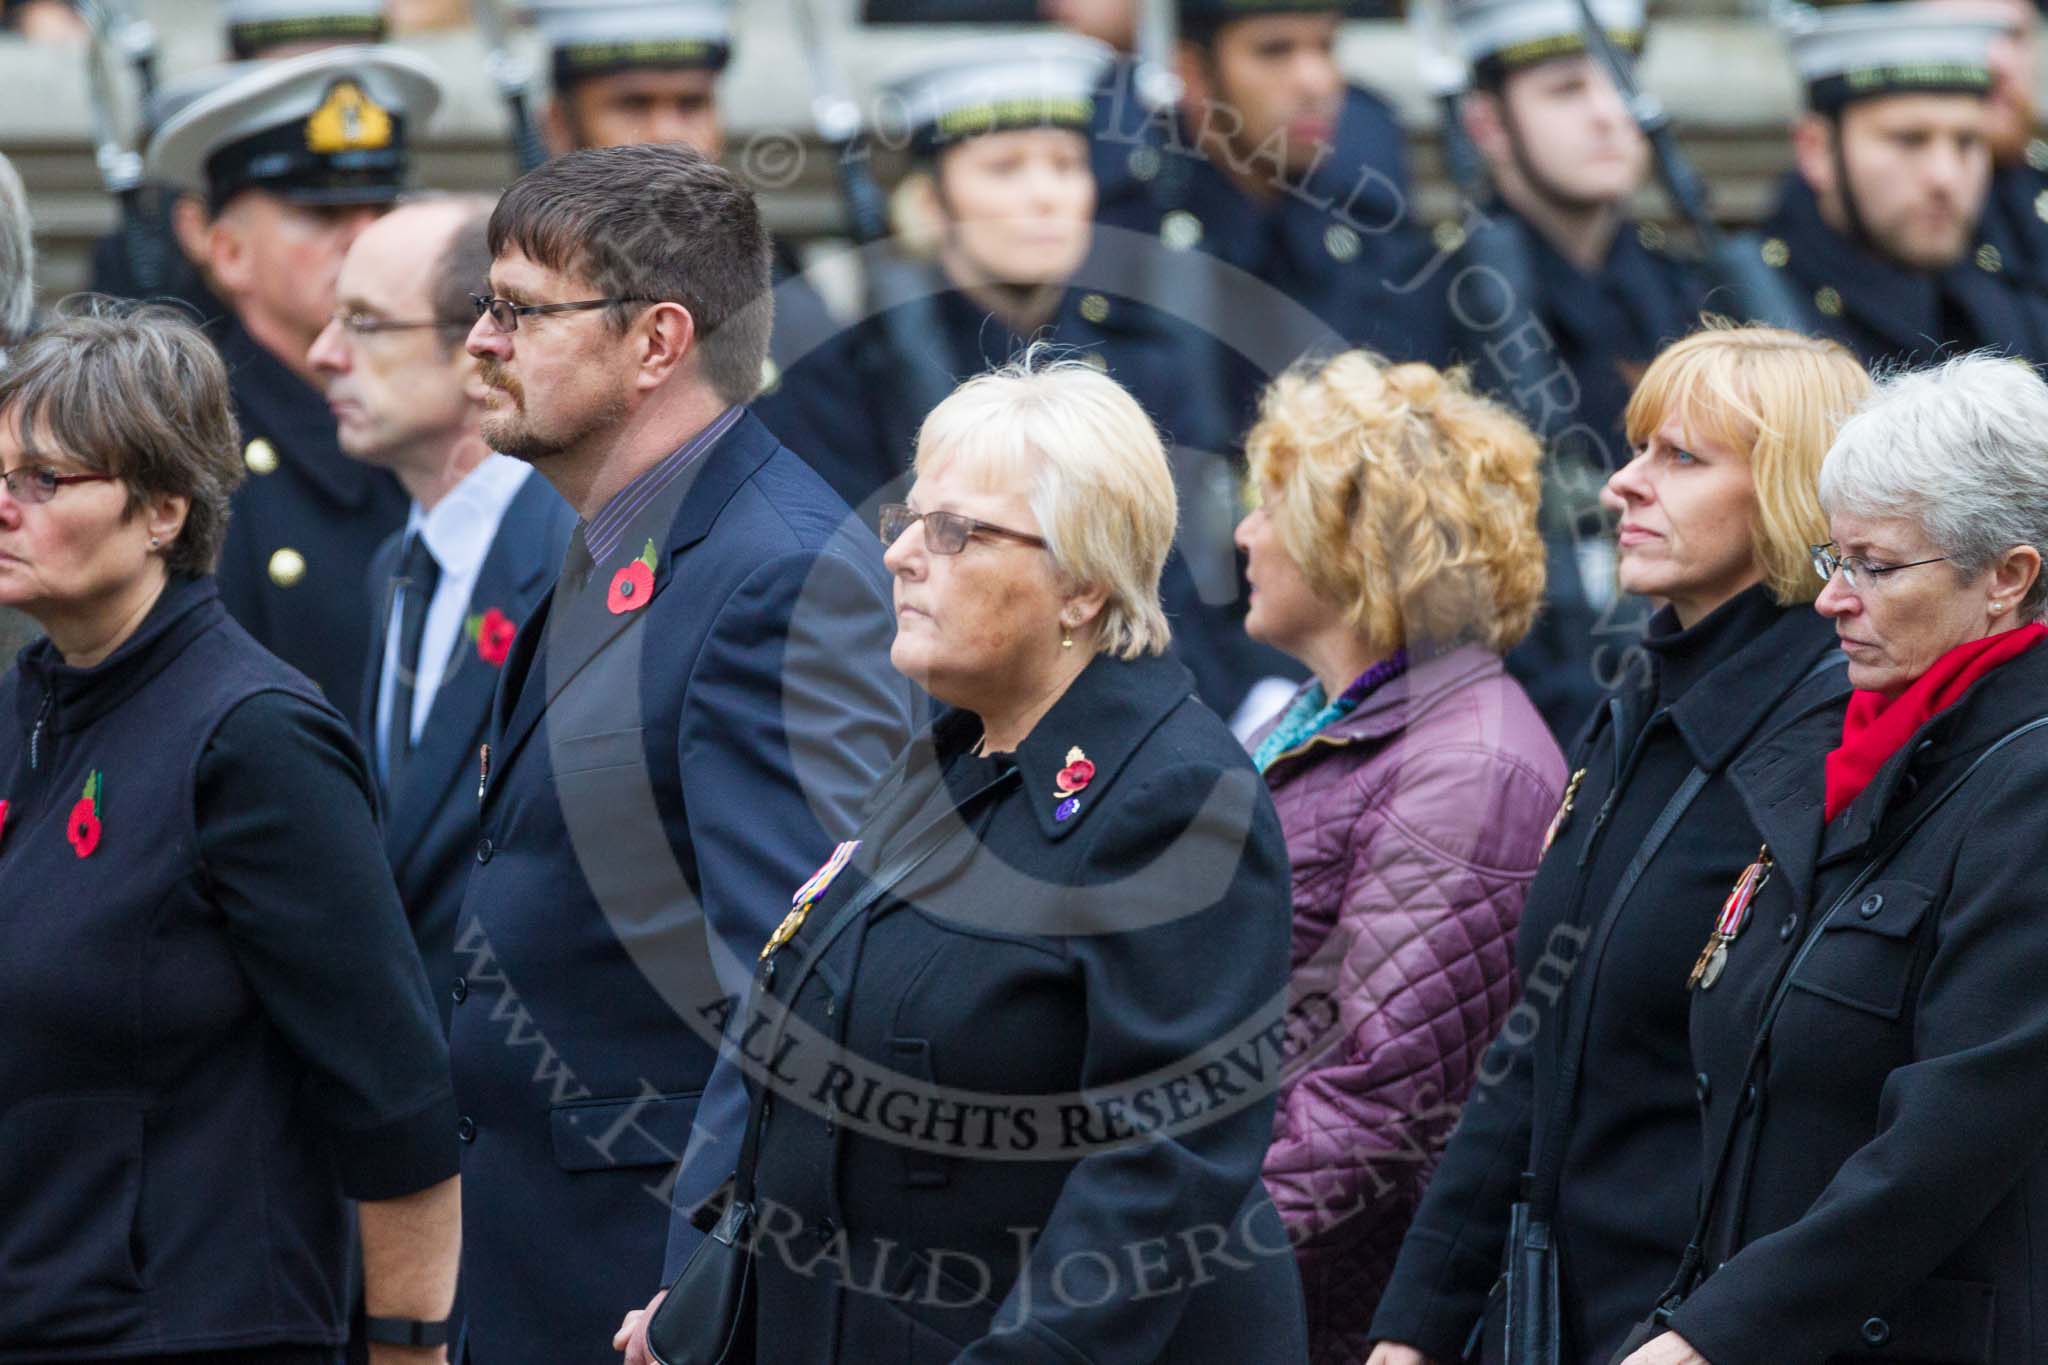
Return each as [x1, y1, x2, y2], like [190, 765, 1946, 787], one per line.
[1245, 352, 1547, 656]
[1624, 320, 1871, 606]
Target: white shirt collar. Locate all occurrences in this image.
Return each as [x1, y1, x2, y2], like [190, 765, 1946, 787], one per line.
[412, 453, 531, 580]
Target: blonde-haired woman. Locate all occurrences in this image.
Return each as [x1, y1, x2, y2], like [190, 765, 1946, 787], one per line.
[1237, 353, 1567, 1364]
[1366, 323, 1873, 1365]
[681, 353, 1310, 1364]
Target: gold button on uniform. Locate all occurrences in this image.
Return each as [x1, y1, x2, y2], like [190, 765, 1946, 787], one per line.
[1079, 293, 1111, 325]
[1080, 351, 1109, 372]
[2028, 138, 2048, 174]
[243, 438, 279, 475]
[1636, 221, 1667, 252]
[1127, 146, 1161, 183]
[1760, 237, 1791, 269]
[759, 355, 782, 395]
[1976, 243, 2004, 274]
[1432, 220, 1468, 254]
[1161, 210, 1203, 251]
[1814, 286, 1844, 317]
[1324, 224, 1361, 262]
[268, 547, 306, 588]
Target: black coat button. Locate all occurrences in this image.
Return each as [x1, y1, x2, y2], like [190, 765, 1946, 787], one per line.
[1779, 912, 1799, 942]
[451, 976, 469, 1003]
[1741, 1082, 1759, 1113]
[1859, 893, 1884, 919]
[457, 1116, 477, 1142]
[1861, 1317, 1891, 1347]
[476, 837, 494, 864]
[1694, 1072, 1711, 1106]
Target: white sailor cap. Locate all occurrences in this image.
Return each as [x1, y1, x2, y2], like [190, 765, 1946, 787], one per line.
[1451, 0, 1647, 74]
[528, 0, 736, 86]
[883, 33, 1113, 155]
[1781, 1, 2001, 112]
[145, 44, 443, 212]
[219, 0, 385, 58]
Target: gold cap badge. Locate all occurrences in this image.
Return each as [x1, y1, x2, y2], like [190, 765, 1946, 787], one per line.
[305, 80, 394, 155]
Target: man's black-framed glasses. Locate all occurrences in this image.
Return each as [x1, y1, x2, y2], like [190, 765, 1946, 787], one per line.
[879, 503, 1048, 555]
[1811, 541, 1950, 591]
[469, 293, 655, 334]
[2, 465, 120, 505]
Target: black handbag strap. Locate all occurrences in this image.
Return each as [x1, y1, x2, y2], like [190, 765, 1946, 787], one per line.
[730, 768, 1020, 1204]
[1528, 764, 1709, 1220]
[1653, 711, 2048, 1311]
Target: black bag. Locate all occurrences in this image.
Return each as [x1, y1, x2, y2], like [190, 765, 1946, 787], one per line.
[1478, 748, 1710, 1365]
[645, 1198, 758, 1365]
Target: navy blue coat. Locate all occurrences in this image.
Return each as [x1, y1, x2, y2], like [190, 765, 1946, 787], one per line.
[213, 318, 410, 708]
[1095, 85, 1450, 434]
[356, 470, 577, 1031]
[1759, 172, 2048, 370]
[448, 411, 913, 1365]
[1979, 151, 2048, 302]
[734, 649, 1308, 1363]
[0, 575, 455, 1360]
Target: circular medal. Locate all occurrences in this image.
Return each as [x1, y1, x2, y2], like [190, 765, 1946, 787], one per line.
[1699, 943, 1729, 991]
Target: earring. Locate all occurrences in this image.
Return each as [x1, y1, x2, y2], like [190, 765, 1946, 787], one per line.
[1061, 622, 1074, 650]
[149, 535, 160, 549]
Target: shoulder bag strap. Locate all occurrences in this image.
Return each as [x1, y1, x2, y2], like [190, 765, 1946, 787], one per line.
[1529, 765, 1710, 1220]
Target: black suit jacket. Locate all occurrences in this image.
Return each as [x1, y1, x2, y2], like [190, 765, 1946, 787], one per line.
[449, 411, 912, 1365]
[356, 469, 577, 1029]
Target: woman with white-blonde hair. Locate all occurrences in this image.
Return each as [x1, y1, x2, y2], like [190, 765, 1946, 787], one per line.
[649, 352, 1310, 1364]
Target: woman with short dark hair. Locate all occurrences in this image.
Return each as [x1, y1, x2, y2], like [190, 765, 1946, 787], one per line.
[0, 300, 460, 1364]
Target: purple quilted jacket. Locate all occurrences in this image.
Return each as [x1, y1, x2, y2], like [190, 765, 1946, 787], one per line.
[1251, 646, 1565, 1364]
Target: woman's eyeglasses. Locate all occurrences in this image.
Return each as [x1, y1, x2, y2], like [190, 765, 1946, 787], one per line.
[878, 503, 1048, 555]
[469, 293, 655, 334]
[1811, 542, 1949, 591]
[1, 465, 119, 506]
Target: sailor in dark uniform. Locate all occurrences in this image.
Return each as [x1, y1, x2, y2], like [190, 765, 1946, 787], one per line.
[1095, 0, 1449, 435]
[1443, 0, 1705, 742]
[760, 34, 1293, 719]
[89, 1, 391, 321]
[1757, 1, 2048, 369]
[145, 46, 443, 704]
[1935, 0, 2048, 298]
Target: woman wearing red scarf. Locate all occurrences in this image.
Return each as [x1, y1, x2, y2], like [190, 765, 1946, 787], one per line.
[1627, 353, 2048, 1365]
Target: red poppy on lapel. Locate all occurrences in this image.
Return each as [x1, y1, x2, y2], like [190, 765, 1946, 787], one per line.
[0, 798, 9, 849]
[608, 539, 660, 616]
[1054, 747, 1095, 799]
[467, 607, 518, 667]
[68, 770, 104, 859]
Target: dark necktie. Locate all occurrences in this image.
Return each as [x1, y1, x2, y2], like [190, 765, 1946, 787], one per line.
[385, 531, 440, 791]
[559, 524, 595, 598]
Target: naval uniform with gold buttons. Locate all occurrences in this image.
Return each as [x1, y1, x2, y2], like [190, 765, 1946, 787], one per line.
[1758, 170, 2048, 370]
[1672, 640, 2048, 1365]
[1978, 144, 2048, 302]
[213, 315, 408, 704]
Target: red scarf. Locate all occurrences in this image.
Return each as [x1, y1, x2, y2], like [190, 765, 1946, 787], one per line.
[1824, 623, 2048, 821]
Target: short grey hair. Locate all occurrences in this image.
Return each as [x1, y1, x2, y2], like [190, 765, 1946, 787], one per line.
[0, 152, 34, 347]
[1819, 353, 2048, 619]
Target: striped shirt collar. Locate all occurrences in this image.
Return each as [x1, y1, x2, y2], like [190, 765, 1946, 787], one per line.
[580, 404, 743, 567]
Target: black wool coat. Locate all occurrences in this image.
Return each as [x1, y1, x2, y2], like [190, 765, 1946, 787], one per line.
[731, 649, 1310, 1364]
[1672, 639, 2048, 1365]
[1371, 595, 1851, 1363]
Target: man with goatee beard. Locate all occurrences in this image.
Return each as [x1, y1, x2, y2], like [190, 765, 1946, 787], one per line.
[448, 143, 911, 1365]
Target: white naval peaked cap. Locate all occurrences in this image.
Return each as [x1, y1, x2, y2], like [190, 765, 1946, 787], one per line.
[529, 0, 736, 78]
[1450, 0, 1646, 69]
[882, 32, 1114, 152]
[220, 0, 386, 57]
[1780, 2, 2001, 111]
